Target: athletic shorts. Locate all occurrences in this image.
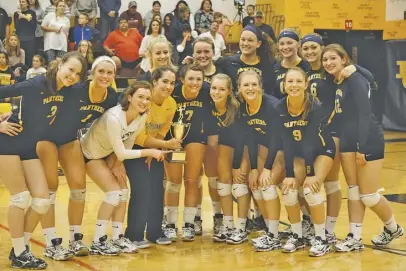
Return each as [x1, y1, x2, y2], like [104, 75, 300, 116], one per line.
[340, 129, 384, 161]
[218, 123, 243, 149]
[0, 133, 39, 160]
[165, 124, 207, 147]
[83, 154, 109, 164]
[294, 135, 336, 161]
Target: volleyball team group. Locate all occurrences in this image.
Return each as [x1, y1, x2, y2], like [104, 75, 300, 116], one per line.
[0, 23, 404, 269]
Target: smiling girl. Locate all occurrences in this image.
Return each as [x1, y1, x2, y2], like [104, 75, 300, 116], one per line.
[139, 19, 167, 73]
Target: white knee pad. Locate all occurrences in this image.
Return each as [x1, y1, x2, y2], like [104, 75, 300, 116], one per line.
[360, 191, 381, 207]
[298, 187, 305, 198]
[324, 181, 341, 195]
[303, 187, 323, 207]
[104, 190, 122, 207]
[232, 184, 249, 198]
[197, 176, 203, 188]
[9, 191, 31, 210]
[166, 181, 181, 194]
[282, 189, 299, 206]
[347, 185, 360, 201]
[31, 198, 52, 215]
[49, 190, 57, 205]
[262, 185, 278, 201]
[217, 183, 232, 197]
[252, 189, 263, 200]
[208, 177, 218, 189]
[69, 189, 86, 202]
[120, 189, 129, 202]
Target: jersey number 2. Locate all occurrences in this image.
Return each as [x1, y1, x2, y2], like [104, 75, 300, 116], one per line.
[293, 130, 302, 141]
[47, 106, 57, 125]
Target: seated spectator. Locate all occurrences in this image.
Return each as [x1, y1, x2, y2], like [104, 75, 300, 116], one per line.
[77, 40, 94, 67]
[44, 0, 71, 18]
[41, 0, 70, 63]
[0, 39, 4, 51]
[199, 21, 225, 61]
[194, 0, 213, 35]
[168, 6, 191, 45]
[26, 54, 46, 79]
[72, 0, 98, 21]
[104, 18, 143, 70]
[242, 4, 255, 27]
[72, 13, 100, 49]
[255, 10, 277, 43]
[0, 52, 15, 86]
[146, 13, 163, 34]
[173, 1, 195, 34]
[177, 25, 194, 65]
[139, 19, 166, 73]
[214, 12, 233, 39]
[144, 1, 164, 33]
[162, 13, 173, 40]
[5, 35, 25, 67]
[119, 1, 143, 35]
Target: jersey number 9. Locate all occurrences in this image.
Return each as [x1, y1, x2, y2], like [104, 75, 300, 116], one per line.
[293, 130, 302, 141]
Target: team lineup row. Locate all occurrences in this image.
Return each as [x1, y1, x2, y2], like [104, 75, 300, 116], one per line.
[0, 26, 403, 270]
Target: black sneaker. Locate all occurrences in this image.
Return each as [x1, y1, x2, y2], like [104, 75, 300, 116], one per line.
[253, 215, 267, 231]
[9, 247, 47, 269]
[194, 216, 203, 236]
[182, 223, 196, 241]
[44, 238, 73, 261]
[213, 214, 223, 235]
[69, 233, 89, 256]
[246, 218, 255, 234]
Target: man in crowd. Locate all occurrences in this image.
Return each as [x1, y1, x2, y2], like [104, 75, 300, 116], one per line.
[98, 0, 121, 41]
[119, 1, 144, 35]
[199, 20, 226, 61]
[255, 10, 277, 43]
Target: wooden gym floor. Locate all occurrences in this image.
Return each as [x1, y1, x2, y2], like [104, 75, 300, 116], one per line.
[0, 131, 406, 271]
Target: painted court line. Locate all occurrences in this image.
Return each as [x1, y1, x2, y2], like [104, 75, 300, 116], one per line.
[0, 223, 99, 271]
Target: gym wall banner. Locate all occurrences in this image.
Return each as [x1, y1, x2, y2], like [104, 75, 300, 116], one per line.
[382, 40, 406, 131]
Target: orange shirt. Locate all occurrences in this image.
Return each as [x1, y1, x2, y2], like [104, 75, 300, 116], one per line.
[104, 29, 143, 62]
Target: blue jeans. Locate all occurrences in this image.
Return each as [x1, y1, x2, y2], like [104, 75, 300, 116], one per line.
[99, 15, 118, 41]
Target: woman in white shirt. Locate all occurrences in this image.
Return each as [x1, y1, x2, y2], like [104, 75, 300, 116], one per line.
[81, 81, 168, 256]
[41, 0, 70, 63]
[139, 19, 166, 73]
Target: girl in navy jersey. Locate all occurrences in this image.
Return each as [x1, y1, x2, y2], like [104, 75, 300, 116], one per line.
[300, 33, 375, 244]
[0, 51, 87, 269]
[163, 64, 217, 242]
[80, 81, 167, 256]
[230, 70, 284, 246]
[322, 44, 404, 252]
[273, 29, 311, 99]
[216, 25, 275, 94]
[209, 73, 250, 243]
[36, 56, 118, 260]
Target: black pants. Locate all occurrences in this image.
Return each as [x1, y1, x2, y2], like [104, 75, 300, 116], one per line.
[20, 39, 36, 67]
[124, 156, 165, 242]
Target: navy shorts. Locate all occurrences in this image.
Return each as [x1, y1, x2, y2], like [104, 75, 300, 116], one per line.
[0, 133, 38, 161]
[340, 130, 384, 161]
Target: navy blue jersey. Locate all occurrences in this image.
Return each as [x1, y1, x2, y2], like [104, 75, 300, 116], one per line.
[204, 65, 224, 85]
[329, 72, 381, 154]
[216, 54, 276, 95]
[47, 80, 118, 144]
[234, 94, 279, 169]
[274, 59, 311, 99]
[268, 97, 331, 177]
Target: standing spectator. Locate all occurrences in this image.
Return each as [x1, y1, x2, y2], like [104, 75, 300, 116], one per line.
[242, 4, 255, 27]
[14, 0, 36, 68]
[44, 0, 72, 18]
[139, 20, 166, 73]
[119, 1, 143, 35]
[41, 0, 70, 63]
[77, 40, 94, 67]
[177, 24, 194, 65]
[72, 0, 98, 21]
[72, 13, 99, 48]
[104, 18, 143, 70]
[162, 13, 173, 40]
[255, 10, 277, 43]
[214, 12, 233, 39]
[98, 0, 121, 41]
[194, 0, 213, 35]
[5, 35, 25, 67]
[26, 54, 46, 79]
[144, 1, 164, 33]
[173, 1, 195, 33]
[199, 21, 225, 61]
[0, 5, 11, 42]
[29, 0, 45, 51]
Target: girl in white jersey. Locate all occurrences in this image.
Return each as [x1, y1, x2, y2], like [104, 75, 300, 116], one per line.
[80, 81, 168, 256]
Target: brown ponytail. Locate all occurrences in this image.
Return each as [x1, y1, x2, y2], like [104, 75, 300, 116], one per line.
[211, 73, 239, 126]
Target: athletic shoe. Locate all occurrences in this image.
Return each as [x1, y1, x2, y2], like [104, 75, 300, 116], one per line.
[161, 217, 167, 231]
[279, 224, 292, 239]
[333, 233, 364, 252]
[302, 216, 315, 241]
[89, 235, 120, 256]
[326, 231, 337, 245]
[253, 215, 267, 232]
[133, 240, 150, 249]
[213, 226, 233, 242]
[163, 224, 178, 242]
[254, 232, 282, 252]
[282, 234, 305, 253]
[308, 236, 330, 257]
[226, 229, 248, 245]
[250, 232, 268, 246]
[182, 223, 196, 242]
[372, 224, 404, 247]
[213, 214, 223, 235]
[246, 218, 255, 234]
[9, 247, 47, 270]
[112, 235, 138, 253]
[44, 238, 73, 261]
[69, 233, 89, 256]
[194, 216, 203, 236]
[155, 236, 172, 245]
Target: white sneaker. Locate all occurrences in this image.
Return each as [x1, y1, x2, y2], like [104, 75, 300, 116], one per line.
[371, 225, 404, 247]
[308, 236, 330, 257]
[333, 233, 364, 252]
[69, 233, 89, 256]
[182, 223, 196, 242]
[164, 224, 178, 242]
[44, 238, 74, 261]
[213, 226, 233, 242]
[226, 229, 248, 245]
[253, 233, 281, 252]
[112, 235, 138, 253]
[282, 234, 305, 253]
[89, 235, 120, 256]
[194, 217, 203, 236]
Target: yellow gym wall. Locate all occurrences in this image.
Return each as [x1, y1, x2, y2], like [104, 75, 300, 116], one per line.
[257, 0, 406, 40]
